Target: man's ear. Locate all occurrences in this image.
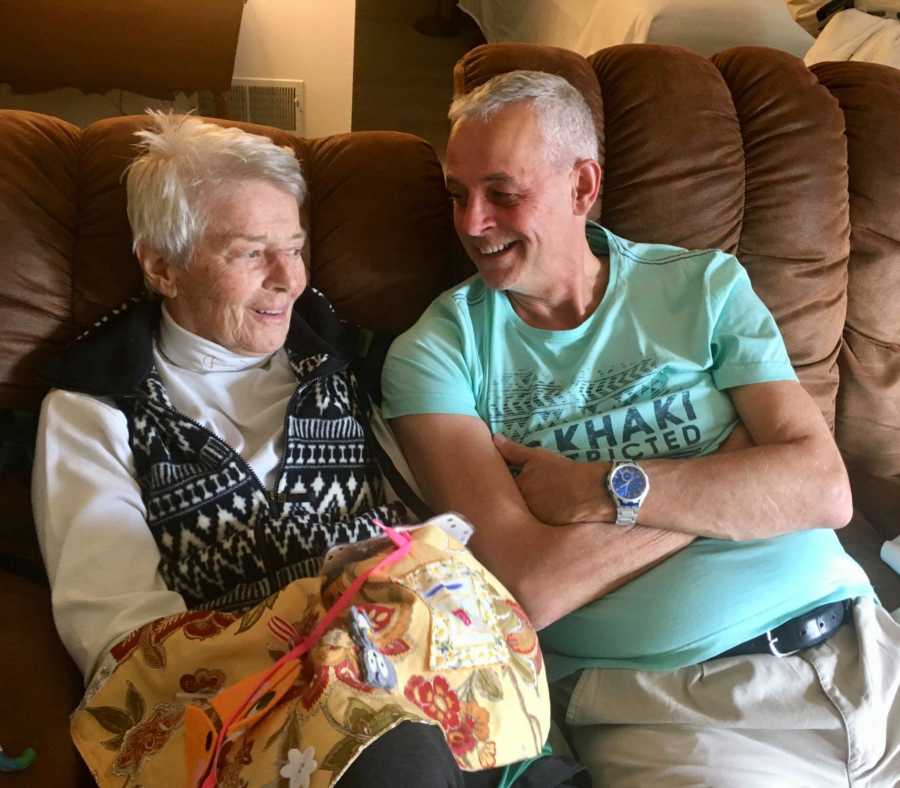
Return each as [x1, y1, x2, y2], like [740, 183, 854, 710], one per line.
[136, 244, 179, 298]
[571, 159, 601, 216]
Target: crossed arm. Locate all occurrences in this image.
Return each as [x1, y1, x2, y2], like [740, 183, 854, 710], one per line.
[390, 379, 853, 630]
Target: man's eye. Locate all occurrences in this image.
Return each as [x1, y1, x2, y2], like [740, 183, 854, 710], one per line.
[245, 249, 263, 259]
[491, 190, 517, 204]
[448, 192, 465, 205]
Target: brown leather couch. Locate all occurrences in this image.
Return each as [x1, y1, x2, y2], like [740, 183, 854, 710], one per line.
[1, 43, 898, 786]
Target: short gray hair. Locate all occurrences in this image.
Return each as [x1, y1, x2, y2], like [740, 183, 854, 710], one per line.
[448, 70, 598, 164]
[125, 112, 306, 268]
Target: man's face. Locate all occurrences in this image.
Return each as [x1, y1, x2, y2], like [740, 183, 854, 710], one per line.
[163, 179, 307, 355]
[444, 102, 581, 295]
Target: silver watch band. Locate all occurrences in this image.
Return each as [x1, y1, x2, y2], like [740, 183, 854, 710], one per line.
[614, 503, 639, 528]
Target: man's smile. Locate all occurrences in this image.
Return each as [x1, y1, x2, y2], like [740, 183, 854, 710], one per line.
[475, 239, 517, 256]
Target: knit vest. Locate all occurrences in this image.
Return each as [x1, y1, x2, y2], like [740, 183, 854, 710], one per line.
[47, 292, 410, 612]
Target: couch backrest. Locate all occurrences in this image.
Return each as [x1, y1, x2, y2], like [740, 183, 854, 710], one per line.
[0, 112, 464, 412]
[811, 61, 900, 480]
[454, 42, 900, 480]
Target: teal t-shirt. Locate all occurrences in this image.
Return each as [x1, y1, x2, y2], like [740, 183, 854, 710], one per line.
[382, 223, 873, 679]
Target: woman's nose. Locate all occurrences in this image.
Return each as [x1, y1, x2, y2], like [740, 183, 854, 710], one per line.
[266, 250, 306, 292]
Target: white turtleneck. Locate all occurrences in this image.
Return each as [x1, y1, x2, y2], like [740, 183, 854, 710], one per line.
[154, 305, 296, 490]
[32, 306, 419, 682]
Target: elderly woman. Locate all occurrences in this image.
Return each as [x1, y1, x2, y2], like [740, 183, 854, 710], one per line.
[33, 114, 413, 670]
[31, 115, 579, 788]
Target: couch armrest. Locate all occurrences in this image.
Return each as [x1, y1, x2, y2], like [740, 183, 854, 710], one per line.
[0, 570, 92, 786]
[0, 471, 90, 784]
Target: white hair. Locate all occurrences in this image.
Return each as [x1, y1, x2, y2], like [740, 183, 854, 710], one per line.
[125, 112, 306, 268]
[448, 70, 598, 165]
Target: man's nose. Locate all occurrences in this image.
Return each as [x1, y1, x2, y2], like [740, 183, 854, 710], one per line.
[456, 195, 493, 237]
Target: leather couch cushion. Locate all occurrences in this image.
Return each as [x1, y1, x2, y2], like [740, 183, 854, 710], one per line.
[0, 112, 80, 411]
[304, 131, 463, 335]
[815, 62, 900, 479]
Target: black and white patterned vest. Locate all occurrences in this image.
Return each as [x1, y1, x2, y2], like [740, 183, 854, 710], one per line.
[48, 292, 410, 612]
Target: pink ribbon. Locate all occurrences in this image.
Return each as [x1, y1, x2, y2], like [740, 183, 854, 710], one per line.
[201, 520, 413, 787]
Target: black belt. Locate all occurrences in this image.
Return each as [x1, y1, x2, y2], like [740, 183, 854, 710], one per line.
[714, 599, 852, 659]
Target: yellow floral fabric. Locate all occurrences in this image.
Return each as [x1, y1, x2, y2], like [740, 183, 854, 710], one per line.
[71, 525, 550, 787]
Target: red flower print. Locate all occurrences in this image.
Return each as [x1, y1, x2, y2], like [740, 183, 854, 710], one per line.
[183, 611, 237, 640]
[113, 702, 184, 776]
[111, 615, 189, 666]
[299, 655, 329, 711]
[404, 675, 461, 730]
[359, 603, 395, 630]
[379, 639, 410, 656]
[301, 659, 371, 710]
[179, 668, 226, 694]
[333, 659, 370, 692]
[446, 719, 478, 757]
[355, 602, 412, 656]
[444, 702, 489, 760]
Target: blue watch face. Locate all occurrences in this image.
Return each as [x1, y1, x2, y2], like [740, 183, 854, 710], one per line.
[611, 465, 647, 501]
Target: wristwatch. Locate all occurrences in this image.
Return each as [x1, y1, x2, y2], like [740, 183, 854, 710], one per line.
[606, 461, 650, 528]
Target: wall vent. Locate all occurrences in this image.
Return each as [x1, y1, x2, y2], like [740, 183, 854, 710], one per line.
[199, 78, 305, 136]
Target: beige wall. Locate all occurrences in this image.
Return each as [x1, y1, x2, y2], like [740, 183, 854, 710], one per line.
[235, 0, 356, 138]
[0, 1, 356, 135]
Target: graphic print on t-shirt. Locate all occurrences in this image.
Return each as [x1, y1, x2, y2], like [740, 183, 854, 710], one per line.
[488, 360, 733, 463]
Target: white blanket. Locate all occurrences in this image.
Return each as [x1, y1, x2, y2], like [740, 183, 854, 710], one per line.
[459, 0, 814, 57]
[795, 6, 900, 68]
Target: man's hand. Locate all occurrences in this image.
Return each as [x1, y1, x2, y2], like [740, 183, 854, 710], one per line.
[390, 412, 696, 629]
[492, 433, 613, 525]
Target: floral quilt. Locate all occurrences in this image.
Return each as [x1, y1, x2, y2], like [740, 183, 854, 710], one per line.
[71, 525, 550, 787]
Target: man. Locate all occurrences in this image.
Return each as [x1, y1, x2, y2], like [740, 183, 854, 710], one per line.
[381, 70, 900, 785]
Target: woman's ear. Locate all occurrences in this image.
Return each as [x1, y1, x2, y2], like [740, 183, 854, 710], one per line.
[136, 244, 179, 298]
[571, 159, 602, 217]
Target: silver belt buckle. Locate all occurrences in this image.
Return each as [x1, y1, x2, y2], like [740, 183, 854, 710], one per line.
[765, 630, 800, 658]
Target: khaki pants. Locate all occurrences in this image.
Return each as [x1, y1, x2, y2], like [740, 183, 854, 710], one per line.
[554, 598, 900, 787]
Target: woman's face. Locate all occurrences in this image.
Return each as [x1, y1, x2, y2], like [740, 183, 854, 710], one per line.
[162, 179, 307, 355]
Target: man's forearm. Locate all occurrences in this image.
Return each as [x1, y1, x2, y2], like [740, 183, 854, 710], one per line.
[546, 438, 852, 540]
[501, 382, 854, 541]
[477, 519, 694, 630]
[637, 440, 851, 539]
